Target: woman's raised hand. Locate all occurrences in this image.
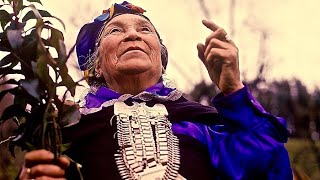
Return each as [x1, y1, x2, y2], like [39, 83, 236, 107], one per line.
[197, 20, 244, 94]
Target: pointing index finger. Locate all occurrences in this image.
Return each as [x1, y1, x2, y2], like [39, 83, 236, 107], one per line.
[202, 19, 219, 31]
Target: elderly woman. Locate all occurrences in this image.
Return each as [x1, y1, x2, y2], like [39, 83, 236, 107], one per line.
[19, 1, 292, 180]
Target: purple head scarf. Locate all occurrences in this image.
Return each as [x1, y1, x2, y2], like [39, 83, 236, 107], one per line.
[76, 1, 168, 74]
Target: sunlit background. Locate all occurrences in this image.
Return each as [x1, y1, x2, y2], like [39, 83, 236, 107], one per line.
[42, 0, 320, 99]
[1, 0, 320, 179]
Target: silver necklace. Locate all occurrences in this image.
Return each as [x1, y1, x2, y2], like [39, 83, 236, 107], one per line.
[113, 102, 185, 180]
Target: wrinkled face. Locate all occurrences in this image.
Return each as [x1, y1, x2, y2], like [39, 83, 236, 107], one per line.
[96, 14, 162, 82]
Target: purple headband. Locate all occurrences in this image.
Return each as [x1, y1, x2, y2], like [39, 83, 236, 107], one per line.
[76, 1, 168, 73]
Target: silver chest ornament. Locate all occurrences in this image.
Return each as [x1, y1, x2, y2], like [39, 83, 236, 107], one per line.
[114, 102, 186, 180]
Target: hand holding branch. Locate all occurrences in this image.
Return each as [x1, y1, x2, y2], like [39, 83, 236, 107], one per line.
[19, 150, 70, 180]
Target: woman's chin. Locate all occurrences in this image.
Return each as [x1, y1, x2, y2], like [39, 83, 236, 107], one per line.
[117, 64, 152, 75]
[116, 59, 153, 74]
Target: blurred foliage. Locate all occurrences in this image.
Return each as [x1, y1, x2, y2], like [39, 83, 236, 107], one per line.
[189, 62, 320, 179]
[0, 0, 82, 179]
[190, 64, 320, 139]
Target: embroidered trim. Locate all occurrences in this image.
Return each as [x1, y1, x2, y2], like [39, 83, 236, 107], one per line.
[80, 89, 183, 115]
[78, 87, 90, 110]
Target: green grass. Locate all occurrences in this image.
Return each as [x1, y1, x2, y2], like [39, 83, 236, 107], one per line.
[286, 138, 320, 180]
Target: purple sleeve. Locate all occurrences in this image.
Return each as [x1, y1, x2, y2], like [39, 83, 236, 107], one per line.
[172, 85, 293, 179]
[211, 85, 289, 142]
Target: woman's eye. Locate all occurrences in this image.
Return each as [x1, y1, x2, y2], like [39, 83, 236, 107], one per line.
[110, 28, 121, 34]
[141, 27, 152, 33]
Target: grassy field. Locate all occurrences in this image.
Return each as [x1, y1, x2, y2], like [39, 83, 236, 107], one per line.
[286, 138, 320, 180]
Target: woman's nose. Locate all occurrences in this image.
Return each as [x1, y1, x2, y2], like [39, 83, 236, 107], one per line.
[123, 29, 142, 41]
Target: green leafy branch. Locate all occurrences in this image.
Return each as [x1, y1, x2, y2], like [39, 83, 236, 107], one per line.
[0, 0, 81, 161]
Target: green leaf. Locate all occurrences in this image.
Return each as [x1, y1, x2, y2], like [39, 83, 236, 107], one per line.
[7, 20, 25, 30]
[0, 40, 13, 52]
[0, 104, 26, 121]
[7, 29, 23, 49]
[35, 19, 46, 54]
[24, 142, 36, 151]
[0, 53, 18, 68]
[0, 33, 13, 52]
[0, 53, 19, 73]
[0, 10, 11, 20]
[22, 8, 52, 22]
[36, 53, 49, 80]
[0, 9, 12, 30]
[26, 0, 42, 5]
[36, 53, 54, 89]
[10, 96, 24, 110]
[0, 66, 22, 77]
[57, 47, 80, 97]
[13, 94, 28, 113]
[59, 104, 80, 127]
[43, 16, 66, 31]
[19, 31, 38, 61]
[58, 63, 68, 80]
[9, 141, 16, 157]
[58, 74, 77, 97]
[57, 39, 66, 62]
[52, 16, 65, 30]
[61, 143, 71, 152]
[20, 78, 41, 101]
[43, 20, 53, 25]
[15, 0, 23, 13]
[48, 26, 64, 51]
[9, 136, 37, 157]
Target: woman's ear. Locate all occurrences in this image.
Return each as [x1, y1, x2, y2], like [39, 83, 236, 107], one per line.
[161, 66, 166, 74]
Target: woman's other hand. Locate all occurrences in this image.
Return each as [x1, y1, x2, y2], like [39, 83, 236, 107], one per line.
[19, 149, 70, 180]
